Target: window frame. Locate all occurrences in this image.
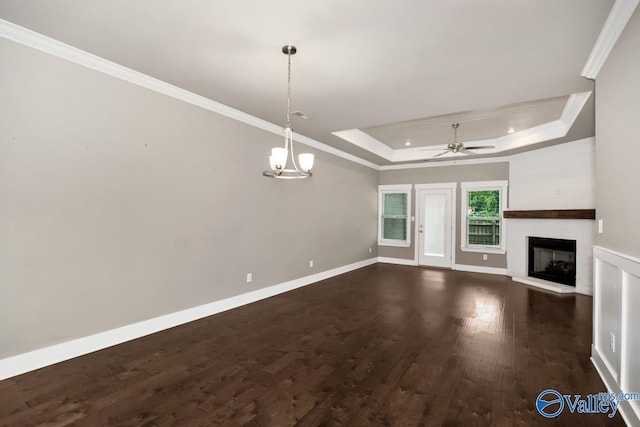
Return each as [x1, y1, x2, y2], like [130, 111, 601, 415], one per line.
[460, 180, 508, 254]
[378, 184, 412, 247]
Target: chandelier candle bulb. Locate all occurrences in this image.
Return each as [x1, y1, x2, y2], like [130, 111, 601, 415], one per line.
[299, 153, 314, 171]
[271, 147, 288, 169]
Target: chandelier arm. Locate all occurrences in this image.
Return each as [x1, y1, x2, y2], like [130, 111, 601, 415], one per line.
[264, 169, 311, 179]
[289, 130, 303, 173]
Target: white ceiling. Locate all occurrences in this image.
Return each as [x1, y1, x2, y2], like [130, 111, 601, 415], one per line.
[0, 0, 615, 164]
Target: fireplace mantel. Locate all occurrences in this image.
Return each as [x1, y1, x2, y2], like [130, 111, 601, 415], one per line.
[504, 209, 595, 220]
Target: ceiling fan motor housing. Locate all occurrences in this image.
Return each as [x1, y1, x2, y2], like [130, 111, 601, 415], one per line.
[448, 142, 463, 152]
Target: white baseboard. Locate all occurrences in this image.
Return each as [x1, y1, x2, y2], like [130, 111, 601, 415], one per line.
[377, 258, 508, 276]
[592, 346, 640, 427]
[0, 257, 377, 381]
[453, 263, 508, 275]
[377, 257, 418, 266]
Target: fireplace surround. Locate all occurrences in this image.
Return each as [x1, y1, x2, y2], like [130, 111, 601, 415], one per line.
[506, 217, 593, 295]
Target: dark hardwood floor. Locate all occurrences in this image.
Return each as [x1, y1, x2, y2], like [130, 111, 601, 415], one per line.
[0, 264, 623, 426]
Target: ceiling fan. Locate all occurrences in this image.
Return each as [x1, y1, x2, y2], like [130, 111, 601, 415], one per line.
[421, 122, 495, 157]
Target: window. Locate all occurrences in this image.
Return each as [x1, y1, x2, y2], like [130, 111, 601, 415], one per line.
[461, 181, 508, 253]
[378, 184, 412, 247]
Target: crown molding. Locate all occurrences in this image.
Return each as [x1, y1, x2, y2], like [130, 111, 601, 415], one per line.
[560, 91, 592, 125]
[0, 19, 379, 171]
[294, 132, 379, 169]
[581, 0, 640, 79]
[331, 129, 393, 160]
[379, 156, 511, 170]
[492, 119, 567, 151]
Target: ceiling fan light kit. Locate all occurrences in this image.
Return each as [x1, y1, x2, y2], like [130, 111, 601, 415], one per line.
[263, 45, 315, 180]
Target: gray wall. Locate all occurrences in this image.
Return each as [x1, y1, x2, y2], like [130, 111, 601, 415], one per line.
[595, 7, 640, 259]
[0, 38, 378, 358]
[591, 11, 640, 424]
[378, 163, 509, 268]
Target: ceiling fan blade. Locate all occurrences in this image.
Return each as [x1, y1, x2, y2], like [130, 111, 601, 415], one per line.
[420, 147, 449, 151]
[464, 145, 495, 150]
[432, 150, 450, 158]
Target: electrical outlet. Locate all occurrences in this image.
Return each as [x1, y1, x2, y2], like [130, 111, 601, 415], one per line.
[610, 332, 615, 353]
[309, 260, 314, 268]
[598, 219, 604, 234]
[483, 254, 488, 261]
[246, 273, 252, 283]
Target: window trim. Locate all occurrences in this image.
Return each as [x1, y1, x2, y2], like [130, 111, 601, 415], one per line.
[460, 180, 508, 254]
[378, 184, 412, 247]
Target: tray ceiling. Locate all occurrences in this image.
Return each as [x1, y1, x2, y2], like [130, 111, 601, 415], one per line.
[362, 95, 570, 150]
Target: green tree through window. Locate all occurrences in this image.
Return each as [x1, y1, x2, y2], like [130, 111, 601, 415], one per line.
[467, 190, 500, 246]
[468, 190, 500, 217]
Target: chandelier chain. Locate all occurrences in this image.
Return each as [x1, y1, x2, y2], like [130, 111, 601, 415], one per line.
[286, 46, 292, 129]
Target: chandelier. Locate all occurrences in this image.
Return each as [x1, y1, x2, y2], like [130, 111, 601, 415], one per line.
[262, 45, 314, 179]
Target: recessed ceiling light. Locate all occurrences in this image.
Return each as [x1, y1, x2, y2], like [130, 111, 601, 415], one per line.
[405, 141, 411, 146]
[507, 127, 515, 134]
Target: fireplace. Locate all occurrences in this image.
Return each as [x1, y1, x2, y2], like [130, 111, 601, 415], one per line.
[528, 237, 576, 286]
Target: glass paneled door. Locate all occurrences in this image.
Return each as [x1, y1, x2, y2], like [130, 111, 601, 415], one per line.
[418, 188, 453, 268]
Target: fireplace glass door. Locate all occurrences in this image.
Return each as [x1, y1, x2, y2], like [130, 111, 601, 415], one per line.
[528, 237, 576, 286]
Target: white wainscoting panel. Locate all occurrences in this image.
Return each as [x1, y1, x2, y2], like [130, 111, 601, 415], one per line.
[622, 271, 640, 420]
[594, 257, 622, 379]
[592, 246, 640, 427]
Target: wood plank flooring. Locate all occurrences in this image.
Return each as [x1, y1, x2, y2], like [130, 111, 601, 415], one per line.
[0, 264, 624, 426]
